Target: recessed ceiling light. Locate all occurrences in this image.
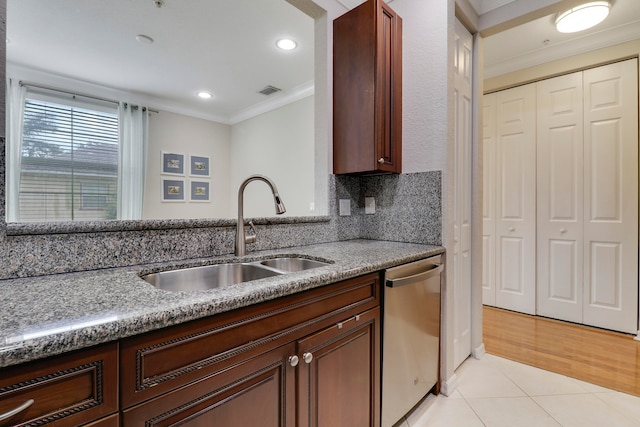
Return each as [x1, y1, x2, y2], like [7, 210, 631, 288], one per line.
[136, 34, 154, 44]
[276, 38, 297, 50]
[555, 1, 611, 33]
[197, 91, 213, 99]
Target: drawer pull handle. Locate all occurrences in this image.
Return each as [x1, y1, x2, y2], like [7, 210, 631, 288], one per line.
[0, 399, 34, 422]
[303, 352, 314, 364]
[288, 355, 299, 367]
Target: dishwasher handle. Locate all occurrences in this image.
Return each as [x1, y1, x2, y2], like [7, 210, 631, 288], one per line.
[385, 263, 443, 288]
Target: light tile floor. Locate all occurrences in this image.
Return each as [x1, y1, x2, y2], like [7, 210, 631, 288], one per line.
[395, 353, 640, 427]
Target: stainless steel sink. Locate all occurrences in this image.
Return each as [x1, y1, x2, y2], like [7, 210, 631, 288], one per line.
[259, 257, 330, 272]
[142, 263, 283, 292]
[141, 256, 331, 293]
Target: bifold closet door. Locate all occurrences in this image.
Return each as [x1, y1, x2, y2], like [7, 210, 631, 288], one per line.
[537, 59, 638, 334]
[494, 85, 536, 315]
[536, 72, 584, 324]
[482, 93, 497, 307]
[582, 60, 638, 334]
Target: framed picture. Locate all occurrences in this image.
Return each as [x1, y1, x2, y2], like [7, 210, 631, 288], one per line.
[190, 180, 210, 202]
[190, 155, 210, 177]
[162, 152, 185, 175]
[162, 179, 185, 201]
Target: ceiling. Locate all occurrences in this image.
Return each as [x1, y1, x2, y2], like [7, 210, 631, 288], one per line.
[7, 0, 640, 122]
[480, 0, 640, 78]
[7, 0, 315, 124]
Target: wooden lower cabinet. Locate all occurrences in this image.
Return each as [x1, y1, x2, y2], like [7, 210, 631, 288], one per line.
[123, 307, 380, 427]
[298, 307, 380, 427]
[0, 273, 381, 427]
[122, 343, 297, 426]
[0, 343, 118, 427]
[121, 273, 382, 427]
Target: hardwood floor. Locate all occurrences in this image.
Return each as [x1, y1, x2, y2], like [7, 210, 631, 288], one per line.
[483, 306, 640, 397]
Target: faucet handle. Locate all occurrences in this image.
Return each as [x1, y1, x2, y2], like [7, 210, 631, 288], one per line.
[245, 220, 257, 244]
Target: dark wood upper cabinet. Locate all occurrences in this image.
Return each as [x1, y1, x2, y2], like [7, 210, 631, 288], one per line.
[333, 0, 402, 175]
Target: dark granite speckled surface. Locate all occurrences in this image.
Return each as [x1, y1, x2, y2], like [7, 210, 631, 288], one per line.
[0, 240, 443, 368]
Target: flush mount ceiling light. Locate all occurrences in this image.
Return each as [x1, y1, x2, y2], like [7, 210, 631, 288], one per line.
[276, 38, 297, 50]
[555, 1, 611, 33]
[197, 91, 213, 99]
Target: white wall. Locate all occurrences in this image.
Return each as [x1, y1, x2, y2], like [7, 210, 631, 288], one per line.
[390, 0, 458, 392]
[143, 111, 232, 219]
[229, 96, 315, 218]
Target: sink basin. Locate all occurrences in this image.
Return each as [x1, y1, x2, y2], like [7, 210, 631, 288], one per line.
[259, 257, 330, 272]
[141, 256, 331, 293]
[142, 263, 283, 292]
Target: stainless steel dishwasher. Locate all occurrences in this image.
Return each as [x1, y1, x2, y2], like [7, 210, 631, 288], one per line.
[381, 255, 443, 427]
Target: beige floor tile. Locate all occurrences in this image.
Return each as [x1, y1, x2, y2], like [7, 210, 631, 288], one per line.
[406, 395, 484, 427]
[497, 360, 589, 396]
[593, 391, 640, 423]
[456, 362, 526, 398]
[533, 394, 639, 427]
[467, 396, 561, 427]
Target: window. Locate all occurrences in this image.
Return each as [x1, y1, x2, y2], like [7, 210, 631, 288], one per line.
[18, 93, 119, 222]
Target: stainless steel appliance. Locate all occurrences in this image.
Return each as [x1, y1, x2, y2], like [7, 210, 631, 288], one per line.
[381, 255, 443, 427]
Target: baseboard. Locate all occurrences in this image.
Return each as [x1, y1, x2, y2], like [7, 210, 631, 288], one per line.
[439, 373, 458, 397]
[472, 342, 486, 359]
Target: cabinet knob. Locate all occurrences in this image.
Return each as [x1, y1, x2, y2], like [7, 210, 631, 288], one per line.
[560, 228, 567, 234]
[508, 227, 515, 232]
[378, 157, 385, 164]
[0, 399, 34, 422]
[303, 352, 314, 364]
[288, 355, 299, 367]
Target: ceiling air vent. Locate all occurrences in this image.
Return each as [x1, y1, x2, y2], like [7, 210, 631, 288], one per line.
[259, 85, 282, 96]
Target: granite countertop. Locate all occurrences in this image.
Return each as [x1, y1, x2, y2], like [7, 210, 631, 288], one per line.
[0, 239, 444, 369]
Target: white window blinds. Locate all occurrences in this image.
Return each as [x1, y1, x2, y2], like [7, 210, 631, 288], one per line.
[19, 92, 119, 222]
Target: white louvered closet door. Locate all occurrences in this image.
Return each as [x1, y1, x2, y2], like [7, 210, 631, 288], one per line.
[494, 85, 537, 315]
[536, 72, 584, 323]
[582, 60, 638, 334]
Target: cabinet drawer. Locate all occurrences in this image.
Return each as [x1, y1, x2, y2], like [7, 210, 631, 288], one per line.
[121, 272, 381, 408]
[0, 343, 118, 427]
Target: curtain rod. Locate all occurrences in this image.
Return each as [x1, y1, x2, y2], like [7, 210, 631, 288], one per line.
[19, 81, 159, 113]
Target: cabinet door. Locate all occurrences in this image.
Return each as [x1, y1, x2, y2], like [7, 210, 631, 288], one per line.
[296, 308, 380, 427]
[0, 343, 118, 427]
[333, 0, 402, 175]
[122, 343, 296, 426]
[375, 0, 402, 173]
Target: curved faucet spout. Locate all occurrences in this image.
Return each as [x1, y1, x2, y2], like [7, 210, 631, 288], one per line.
[235, 175, 286, 256]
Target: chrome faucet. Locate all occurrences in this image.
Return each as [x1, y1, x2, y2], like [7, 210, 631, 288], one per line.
[235, 175, 286, 256]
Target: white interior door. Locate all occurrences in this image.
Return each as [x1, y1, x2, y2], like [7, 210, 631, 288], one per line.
[453, 18, 472, 369]
[482, 93, 497, 307]
[495, 84, 536, 315]
[536, 72, 584, 323]
[582, 59, 638, 334]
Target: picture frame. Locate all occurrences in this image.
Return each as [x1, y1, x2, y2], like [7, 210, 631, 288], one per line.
[161, 152, 185, 175]
[190, 180, 210, 202]
[162, 179, 185, 202]
[190, 155, 210, 177]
